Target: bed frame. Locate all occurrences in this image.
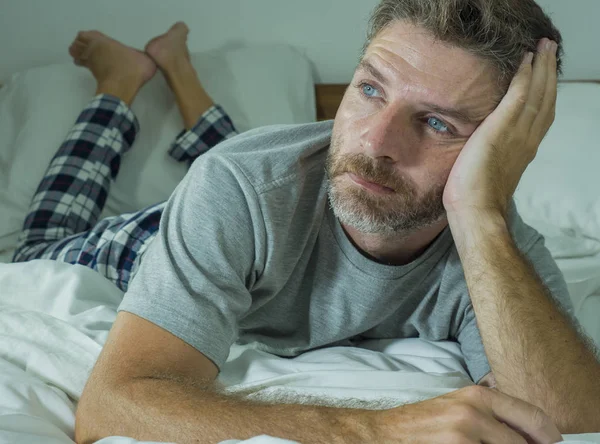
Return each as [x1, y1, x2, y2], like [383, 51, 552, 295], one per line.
[314, 84, 348, 121]
[314, 80, 600, 121]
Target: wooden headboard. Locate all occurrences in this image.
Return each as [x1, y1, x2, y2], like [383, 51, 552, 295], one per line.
[314, 80, 600, 122]
[315, 84, 348, 121]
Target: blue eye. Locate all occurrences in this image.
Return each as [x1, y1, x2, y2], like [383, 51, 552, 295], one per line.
[362, 83, 380, 98]
[427, 117, 450, 134]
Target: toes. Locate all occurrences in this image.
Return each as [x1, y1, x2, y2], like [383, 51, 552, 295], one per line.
[68, 46, 84, 65]
[76, 30, 105, 43]
[76, 31, 92, 43]
[171, 21, 190, 35]
[144, 35, 161, 52]
[69, 41, 85, 58]
[78, 42, 96, 61]
[88, 30, 105, 38]
[71, 41, 86, 50]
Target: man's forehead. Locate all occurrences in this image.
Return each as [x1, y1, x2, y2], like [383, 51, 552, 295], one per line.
[362, 22, 502, 116]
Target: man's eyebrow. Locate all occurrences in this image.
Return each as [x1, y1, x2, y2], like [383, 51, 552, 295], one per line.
[358, 59, 485, 125]
[357, 59, 389, 86]
[422, 103, 484, 125]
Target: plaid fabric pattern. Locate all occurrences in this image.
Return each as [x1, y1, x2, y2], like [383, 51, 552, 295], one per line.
[12, 93, 237, 291]
[168, 104, 237, 163]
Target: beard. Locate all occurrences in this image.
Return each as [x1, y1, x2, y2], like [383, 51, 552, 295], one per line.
[325, 131, 446, 236]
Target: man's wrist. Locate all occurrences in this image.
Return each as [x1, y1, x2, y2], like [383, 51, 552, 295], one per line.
[333, 408, 382, 443]
[446, 208, 510, 254]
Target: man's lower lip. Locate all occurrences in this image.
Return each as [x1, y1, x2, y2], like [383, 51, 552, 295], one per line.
[347, 173, 394, 194]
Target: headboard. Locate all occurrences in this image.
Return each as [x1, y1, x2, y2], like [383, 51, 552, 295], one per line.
[315, 84, 348, 121]
[314, 80, 600, 122]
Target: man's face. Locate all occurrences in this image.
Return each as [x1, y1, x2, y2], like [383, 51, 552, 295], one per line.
[327, 21, 501, 235]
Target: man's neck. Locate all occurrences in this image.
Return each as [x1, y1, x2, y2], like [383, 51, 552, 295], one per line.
[340, 219, 449, 266]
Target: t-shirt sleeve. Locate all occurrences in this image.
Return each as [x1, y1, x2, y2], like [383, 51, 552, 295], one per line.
[117, 153, 262, 371]
[524, 235, 576, 321]
[456, 304, 491, 384]
[457, 230, 578, 385]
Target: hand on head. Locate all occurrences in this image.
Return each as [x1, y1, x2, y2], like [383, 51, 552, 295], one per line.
[443, 37, 559, 220]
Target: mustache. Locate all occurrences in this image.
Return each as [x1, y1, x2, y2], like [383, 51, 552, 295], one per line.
[327, 153, 407, 192]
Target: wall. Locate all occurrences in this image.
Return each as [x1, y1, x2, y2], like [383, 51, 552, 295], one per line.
[1, 0, 598, 84]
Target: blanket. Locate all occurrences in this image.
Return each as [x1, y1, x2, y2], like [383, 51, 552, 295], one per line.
[0, 260, 598, 443]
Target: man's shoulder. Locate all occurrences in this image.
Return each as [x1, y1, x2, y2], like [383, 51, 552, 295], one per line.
[204, 120, 334, 191]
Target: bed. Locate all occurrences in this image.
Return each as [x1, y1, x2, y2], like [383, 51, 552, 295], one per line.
[0, 44, 599, 443]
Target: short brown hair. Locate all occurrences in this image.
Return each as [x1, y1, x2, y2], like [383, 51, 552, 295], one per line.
[364, 0, 563, 89]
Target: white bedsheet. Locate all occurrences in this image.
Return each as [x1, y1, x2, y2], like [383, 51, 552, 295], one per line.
[0, 260, 598, 444]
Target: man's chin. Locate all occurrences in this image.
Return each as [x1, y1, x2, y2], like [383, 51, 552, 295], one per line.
[331, 194, 446, 235]
[330, 195, 409, 234]
[334, 184, 405, 214]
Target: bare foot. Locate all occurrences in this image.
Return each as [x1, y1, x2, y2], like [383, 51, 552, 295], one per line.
[145, 22, 191, 71]
[145, 22, 214, 129]
[69, 30, 157, 103]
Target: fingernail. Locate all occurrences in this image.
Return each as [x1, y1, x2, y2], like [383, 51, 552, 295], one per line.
[545, 39, 553, 51]
[524, 52, 534, 65]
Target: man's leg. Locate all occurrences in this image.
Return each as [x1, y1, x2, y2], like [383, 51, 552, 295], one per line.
[146, 22, 213, 130]
[146, 22, 239, 164]
[12, 31, 161, 291]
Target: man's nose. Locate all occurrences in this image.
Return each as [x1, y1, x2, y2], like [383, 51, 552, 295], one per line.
[359, 105, 415, 164]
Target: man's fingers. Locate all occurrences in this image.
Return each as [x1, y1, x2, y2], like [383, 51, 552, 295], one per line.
[485, 388, 563, 444]
[474, 413, 528, 444]
[489, 52, 534, 130]
[531, 39, 559, 137]
[527, 39, 551, 112]
[515, 38, 552, 143]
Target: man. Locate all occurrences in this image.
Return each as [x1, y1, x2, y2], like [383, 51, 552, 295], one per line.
[21, 1, 599, 443]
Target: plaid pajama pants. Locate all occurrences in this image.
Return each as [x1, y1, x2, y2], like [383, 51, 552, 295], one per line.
[12, 94, 237, 292]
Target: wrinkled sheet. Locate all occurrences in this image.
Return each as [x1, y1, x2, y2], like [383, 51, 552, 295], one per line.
[0, 260, 598, 444]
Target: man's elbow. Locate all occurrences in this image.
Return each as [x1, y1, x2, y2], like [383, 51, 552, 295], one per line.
[558, 380, 600, 434]
[556, 414, 600, 435]
[74, 402, 97, 444]
[74, 382, 115, 444]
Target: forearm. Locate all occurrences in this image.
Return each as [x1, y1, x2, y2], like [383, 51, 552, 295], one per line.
[448, 210, 600, 433]
[75, 376, 377, 444]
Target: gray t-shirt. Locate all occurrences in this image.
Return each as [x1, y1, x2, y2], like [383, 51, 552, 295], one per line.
[118, 120, 575, 384]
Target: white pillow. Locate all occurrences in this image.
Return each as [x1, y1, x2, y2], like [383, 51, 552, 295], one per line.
[514, 82, 600, 242]
[556, 254, 600, 347]
[0, 44, 315, 254]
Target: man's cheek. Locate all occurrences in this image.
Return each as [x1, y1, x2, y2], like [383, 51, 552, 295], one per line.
[421, 162, 456, 192]
[340, 93, 377, 122]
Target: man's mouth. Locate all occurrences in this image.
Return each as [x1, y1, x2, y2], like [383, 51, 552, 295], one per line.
[347, 173, 395, 194]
